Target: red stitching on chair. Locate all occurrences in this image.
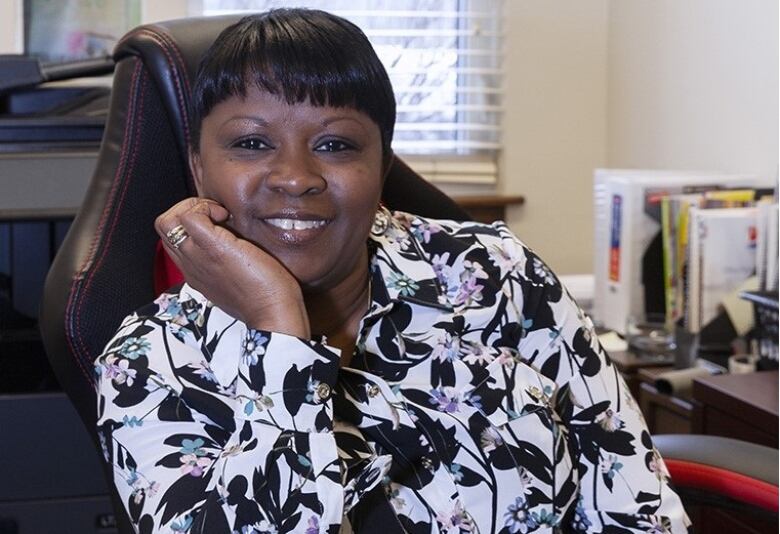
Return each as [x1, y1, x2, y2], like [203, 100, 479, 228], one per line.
[665, 459, 779, 512]
[64, 59, 146, 385]
[121, 28, 191, 148]
[151, 27, 192, 96]
[150, 28, 192, 151]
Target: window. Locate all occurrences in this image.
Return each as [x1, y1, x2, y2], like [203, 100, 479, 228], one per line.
[189, 0, 504, 184]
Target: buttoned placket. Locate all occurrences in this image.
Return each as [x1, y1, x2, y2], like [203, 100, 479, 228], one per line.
[338, 366, 466, 522]
[343, 298, 466, 524]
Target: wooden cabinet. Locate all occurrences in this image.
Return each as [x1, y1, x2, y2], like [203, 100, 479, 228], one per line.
[692, 371, 778, 448]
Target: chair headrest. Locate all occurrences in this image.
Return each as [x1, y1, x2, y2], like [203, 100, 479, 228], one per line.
[113, 15, 244, 160]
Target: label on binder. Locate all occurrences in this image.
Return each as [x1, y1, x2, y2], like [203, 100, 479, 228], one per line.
[609, 194, 622, 282]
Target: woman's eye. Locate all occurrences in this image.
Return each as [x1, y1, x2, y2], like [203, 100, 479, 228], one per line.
[233, 138, 270, 150]
[315, 140, 354, 152]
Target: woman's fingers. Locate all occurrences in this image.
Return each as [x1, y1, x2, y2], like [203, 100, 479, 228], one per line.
[190, 198, 230, 224]
[155, 198, 231, 253]
[178, 203, 235, 251]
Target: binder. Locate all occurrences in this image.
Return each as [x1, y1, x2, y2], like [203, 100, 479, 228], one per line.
[686, 207, 758, 333]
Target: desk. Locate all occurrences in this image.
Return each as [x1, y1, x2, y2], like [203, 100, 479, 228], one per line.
[607, 350, 674, 400]
[693, 370, 778, 448]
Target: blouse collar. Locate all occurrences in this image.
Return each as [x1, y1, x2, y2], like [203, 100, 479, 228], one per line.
[368, 211, 453, 312]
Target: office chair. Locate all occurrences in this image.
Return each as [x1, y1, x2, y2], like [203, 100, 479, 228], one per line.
[38, 14, 468, 533]
[38, 14, 776, 534]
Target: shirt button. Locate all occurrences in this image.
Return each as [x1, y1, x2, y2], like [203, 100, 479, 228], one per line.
[315, 383, 331, 401]
[367, 384, 381, 398]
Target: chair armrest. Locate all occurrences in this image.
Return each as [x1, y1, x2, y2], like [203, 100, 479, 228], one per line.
[654, 434, 778, 512]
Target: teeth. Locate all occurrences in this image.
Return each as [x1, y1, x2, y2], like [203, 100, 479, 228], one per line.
[267, 218, 327, 230]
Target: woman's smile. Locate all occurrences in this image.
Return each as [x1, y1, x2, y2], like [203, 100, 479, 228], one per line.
[259, 211, 332, 245]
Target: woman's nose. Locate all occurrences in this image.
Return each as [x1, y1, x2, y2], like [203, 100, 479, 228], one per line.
[263, 153, 326, 197]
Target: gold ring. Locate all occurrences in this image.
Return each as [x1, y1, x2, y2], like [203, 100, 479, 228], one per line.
[166, 224, 189, 249]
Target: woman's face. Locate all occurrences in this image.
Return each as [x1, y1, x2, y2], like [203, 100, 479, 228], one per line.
[191, 86, 385, 292]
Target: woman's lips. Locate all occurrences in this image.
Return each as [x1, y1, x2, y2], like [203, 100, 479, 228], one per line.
[260, 216, 331, 245]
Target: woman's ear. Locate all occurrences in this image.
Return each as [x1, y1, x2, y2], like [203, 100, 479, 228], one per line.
[189, 149, 204, 196]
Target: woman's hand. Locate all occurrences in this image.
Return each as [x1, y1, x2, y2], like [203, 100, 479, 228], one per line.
[155, 198, 311, 338]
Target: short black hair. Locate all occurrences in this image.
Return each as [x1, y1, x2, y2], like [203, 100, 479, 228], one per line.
[190, 8, 396, 159]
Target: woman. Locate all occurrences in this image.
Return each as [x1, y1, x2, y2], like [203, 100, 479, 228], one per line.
[95, 9, 689, 534]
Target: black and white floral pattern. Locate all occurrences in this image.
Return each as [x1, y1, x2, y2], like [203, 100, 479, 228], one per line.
[95, 212, 690, 533]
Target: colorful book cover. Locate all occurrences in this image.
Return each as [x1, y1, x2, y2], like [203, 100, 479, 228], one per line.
[668, 194, 703, 325]
[660, 196, 674, 329]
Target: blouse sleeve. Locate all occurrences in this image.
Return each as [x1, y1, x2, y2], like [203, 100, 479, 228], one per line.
[506, 235, 691, 533]
[95, 308, 344, 533]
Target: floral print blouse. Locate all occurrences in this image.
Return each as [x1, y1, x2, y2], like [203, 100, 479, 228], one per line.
[95, 212, 690, 534]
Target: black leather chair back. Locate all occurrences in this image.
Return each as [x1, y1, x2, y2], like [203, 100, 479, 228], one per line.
[39, 15, 468, 443]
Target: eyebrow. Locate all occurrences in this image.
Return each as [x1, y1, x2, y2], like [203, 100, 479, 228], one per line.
[321, 115, 369, 131]
[322, 115, 363, 126]
[223, 116, 270, 127]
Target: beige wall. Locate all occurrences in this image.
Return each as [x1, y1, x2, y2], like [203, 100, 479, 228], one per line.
[607, 0, 778, 178]
[140, 0, 188, 24]
[500, 1, 609, 275]
[0, 0, 22, 53]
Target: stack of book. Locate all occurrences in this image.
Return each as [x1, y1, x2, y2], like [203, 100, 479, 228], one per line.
[659, 188, 777, 335]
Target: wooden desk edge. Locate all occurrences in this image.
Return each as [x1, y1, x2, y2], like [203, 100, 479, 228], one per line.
[692, 371, 779, 428]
